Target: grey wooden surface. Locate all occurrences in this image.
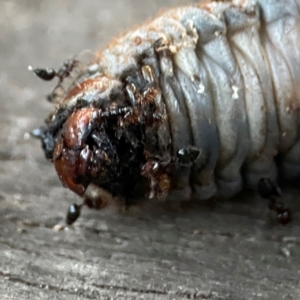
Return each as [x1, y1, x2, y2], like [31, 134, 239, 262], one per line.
[1, 1, 300, 299]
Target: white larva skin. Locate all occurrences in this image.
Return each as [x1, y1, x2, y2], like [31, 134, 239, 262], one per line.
[61, 0, 300, 201]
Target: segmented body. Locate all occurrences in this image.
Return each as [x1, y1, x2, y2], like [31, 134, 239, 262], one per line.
[37, 0, 300, 208]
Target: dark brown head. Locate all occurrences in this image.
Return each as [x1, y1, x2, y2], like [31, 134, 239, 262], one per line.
[52, 104, 148, 209]
[53, 107, 109, 196]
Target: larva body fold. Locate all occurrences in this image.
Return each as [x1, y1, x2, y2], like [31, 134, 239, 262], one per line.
[36, 0, 300, 209]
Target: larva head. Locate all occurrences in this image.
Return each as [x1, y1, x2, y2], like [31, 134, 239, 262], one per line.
[36, 72, 151, 210]
[33, 59, 169, 216]
[53, 107, 119, 201]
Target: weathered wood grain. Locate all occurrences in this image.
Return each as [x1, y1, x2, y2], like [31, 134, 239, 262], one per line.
[1, 1, 300, 299]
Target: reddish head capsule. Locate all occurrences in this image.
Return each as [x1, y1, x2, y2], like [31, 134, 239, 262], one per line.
[39, 69, 155, 211]
[53, 107, 97, 196]
[51, 101, 128, 210]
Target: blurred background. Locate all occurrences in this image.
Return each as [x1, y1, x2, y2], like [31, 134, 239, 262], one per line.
[0, 1, 300, 299]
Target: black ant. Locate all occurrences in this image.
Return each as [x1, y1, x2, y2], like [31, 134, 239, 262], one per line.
[31, 59, 78, 82]
[257, 178, 292, 225]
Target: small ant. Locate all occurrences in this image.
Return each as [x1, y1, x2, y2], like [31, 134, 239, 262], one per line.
[257, 178, 292, 225]
[29, 59, 78, 83]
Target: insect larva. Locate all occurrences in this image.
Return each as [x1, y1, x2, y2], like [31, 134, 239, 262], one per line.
[32, 0, 300, 223]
